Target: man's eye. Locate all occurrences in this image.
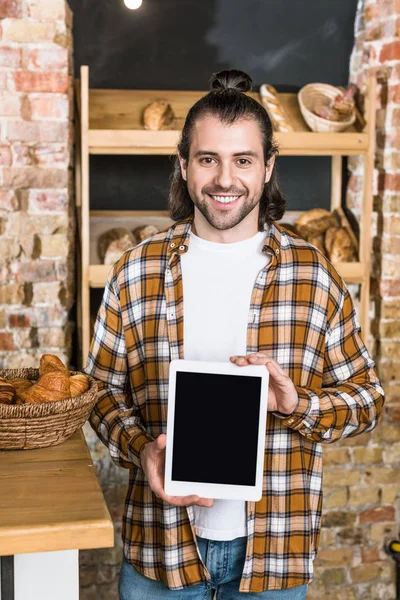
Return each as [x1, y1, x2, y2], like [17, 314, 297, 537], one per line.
[200, 157, 215, 164]
[237, 158, 250, 165]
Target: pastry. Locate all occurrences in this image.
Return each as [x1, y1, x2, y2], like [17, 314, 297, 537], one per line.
[9, 378, 33, 405]
[70, 374, 90, 397]
[39, 354, 68, 376]
[132, 225, 159, 243]
[21, 370, 71, 404]
[0, 377, 15, 405]
[295, 209, 339, 239]
[9, 378, 33, 393]
[143, 101, 175, 131]
[98, 228, 136, 265]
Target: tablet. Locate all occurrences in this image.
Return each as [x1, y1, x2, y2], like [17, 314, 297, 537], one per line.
[164, 359, 269, 501]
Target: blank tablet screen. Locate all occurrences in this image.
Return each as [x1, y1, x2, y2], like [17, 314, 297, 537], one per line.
[171, 371, 262, 486]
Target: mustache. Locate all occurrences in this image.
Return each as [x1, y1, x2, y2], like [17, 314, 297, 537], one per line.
[203, 187, 246, 195]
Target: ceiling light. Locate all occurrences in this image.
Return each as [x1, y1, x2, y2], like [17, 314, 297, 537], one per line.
[124, 0, 143, 8]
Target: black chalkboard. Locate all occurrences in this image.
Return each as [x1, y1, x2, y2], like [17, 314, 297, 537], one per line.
[68, 0, 358, 212]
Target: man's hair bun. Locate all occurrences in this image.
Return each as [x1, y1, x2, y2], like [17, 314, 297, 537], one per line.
[210, 69, 253, 93]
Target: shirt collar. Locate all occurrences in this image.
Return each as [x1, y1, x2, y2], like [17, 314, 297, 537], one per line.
[167, 215, 283, 263]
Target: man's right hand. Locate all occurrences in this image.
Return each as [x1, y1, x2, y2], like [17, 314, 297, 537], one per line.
[140, 433, 215, 508]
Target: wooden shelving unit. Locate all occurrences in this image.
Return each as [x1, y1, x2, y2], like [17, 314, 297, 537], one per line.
[75, 65, 376, 367]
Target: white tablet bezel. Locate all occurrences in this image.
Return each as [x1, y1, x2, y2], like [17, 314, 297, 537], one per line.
[164, 359, 269, 501]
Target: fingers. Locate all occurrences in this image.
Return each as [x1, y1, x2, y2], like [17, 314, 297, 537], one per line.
[230, 353, 285, 374]
[230, 352, 270, 366]
[156, 492, 215, 507]
[155, 433, 167, 450]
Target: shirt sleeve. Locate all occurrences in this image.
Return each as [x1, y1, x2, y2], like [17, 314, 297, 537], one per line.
[83, 267, 154, 469]
[273, 286, 385, 443]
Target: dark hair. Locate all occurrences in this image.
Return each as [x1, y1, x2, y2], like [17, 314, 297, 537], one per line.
[168, 69, 285, 229]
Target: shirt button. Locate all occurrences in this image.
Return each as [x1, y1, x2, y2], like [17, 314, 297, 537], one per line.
[275, 249, 280, 255]
[287, 418, 294, 424]
[170, 242, 176, 248]
[179, 245, 186, 251]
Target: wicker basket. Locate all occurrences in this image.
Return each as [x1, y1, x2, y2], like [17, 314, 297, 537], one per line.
[0, 369, 98, 450]
[298, 83, 356, 133]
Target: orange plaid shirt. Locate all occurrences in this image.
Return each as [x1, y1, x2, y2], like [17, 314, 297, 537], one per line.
[84, 216, 384, 592]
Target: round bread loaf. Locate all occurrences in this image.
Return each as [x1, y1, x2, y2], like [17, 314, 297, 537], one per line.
[325, 227, 357, 262]
[295, 209, 339, 239]
[143, 101, 175, 131]
[98, 228, 137, 265]
[309, 234, 326, 255]
[133, 224, 159, 242]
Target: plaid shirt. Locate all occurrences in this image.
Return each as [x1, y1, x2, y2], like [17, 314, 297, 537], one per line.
[84, 216, 384, 592]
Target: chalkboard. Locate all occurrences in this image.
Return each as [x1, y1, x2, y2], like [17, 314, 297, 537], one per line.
[68, 0, 358, 212]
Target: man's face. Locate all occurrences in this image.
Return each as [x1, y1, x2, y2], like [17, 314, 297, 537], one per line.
[179, 115, 275, 236]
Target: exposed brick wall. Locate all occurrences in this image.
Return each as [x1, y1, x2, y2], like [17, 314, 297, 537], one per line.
[307, 1, 400, 599]
[0, 0, 74, 369]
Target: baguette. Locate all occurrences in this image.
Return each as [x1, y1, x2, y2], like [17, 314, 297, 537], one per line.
[259, 84, 293, 132]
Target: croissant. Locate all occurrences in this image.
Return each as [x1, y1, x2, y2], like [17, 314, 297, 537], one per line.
[0, 377, 15, 405]
[70, 374, 90, 397]
[39, 354, 68, 376]
[21, 370, 71, 404]
[9, 378, 33, 393]
[9, 378, 33, 405]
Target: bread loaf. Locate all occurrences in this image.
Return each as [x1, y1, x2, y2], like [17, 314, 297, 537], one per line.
[0, 377, 15, 405]
[325, 227, 357, 263]
[143, 101, 175, 131]
[70, 374, 90, 397]
[295, 208, 339, 239]
[259, 84, 293, 132]
[309, 234, 326, 255]
[21, 370, 71, 404]
[98, 228, 136, 265]
[132, 224, 159, 243]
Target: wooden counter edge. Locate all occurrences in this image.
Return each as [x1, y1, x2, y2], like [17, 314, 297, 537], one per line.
[0, 519, 114, 556]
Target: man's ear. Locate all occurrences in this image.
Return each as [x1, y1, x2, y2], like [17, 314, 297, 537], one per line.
[265, 155, 276, 184]
[178, 153, 187, 182]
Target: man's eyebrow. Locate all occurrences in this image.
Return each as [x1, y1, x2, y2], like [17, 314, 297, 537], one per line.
[193, 150, 260, 158]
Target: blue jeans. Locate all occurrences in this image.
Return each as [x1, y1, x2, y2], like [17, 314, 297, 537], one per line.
[118, 535, 309, 599]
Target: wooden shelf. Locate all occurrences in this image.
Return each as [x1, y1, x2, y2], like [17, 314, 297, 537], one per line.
[75, 65, 376, 364]
[81, 88, 368, 156]
[87, 210, 365, 288]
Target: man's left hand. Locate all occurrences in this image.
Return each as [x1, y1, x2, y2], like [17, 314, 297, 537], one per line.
[230, 352, 298, 415]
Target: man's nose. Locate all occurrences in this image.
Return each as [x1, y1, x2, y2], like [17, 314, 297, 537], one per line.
[213, 163, 234, 190]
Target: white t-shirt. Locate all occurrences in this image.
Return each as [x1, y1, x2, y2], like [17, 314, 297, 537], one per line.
[180, 229, 270, 541]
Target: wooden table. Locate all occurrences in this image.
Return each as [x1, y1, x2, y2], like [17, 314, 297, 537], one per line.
[0, 429, 114, 600]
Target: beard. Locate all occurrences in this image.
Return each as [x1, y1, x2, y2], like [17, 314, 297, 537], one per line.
[187, 178, 266, 231]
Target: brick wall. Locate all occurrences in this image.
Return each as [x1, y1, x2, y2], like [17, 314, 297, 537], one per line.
[1, 2, 399, 599]
[0, 0, 74, 369]
[307, 1, 400, 599]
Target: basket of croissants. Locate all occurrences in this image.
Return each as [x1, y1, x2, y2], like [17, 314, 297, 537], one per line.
[0, 354, 98, 450]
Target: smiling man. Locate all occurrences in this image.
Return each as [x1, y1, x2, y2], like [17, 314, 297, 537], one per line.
[84, 69, 385, 599]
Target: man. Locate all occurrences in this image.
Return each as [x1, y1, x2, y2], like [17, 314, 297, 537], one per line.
[84, 69, 384, 599]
